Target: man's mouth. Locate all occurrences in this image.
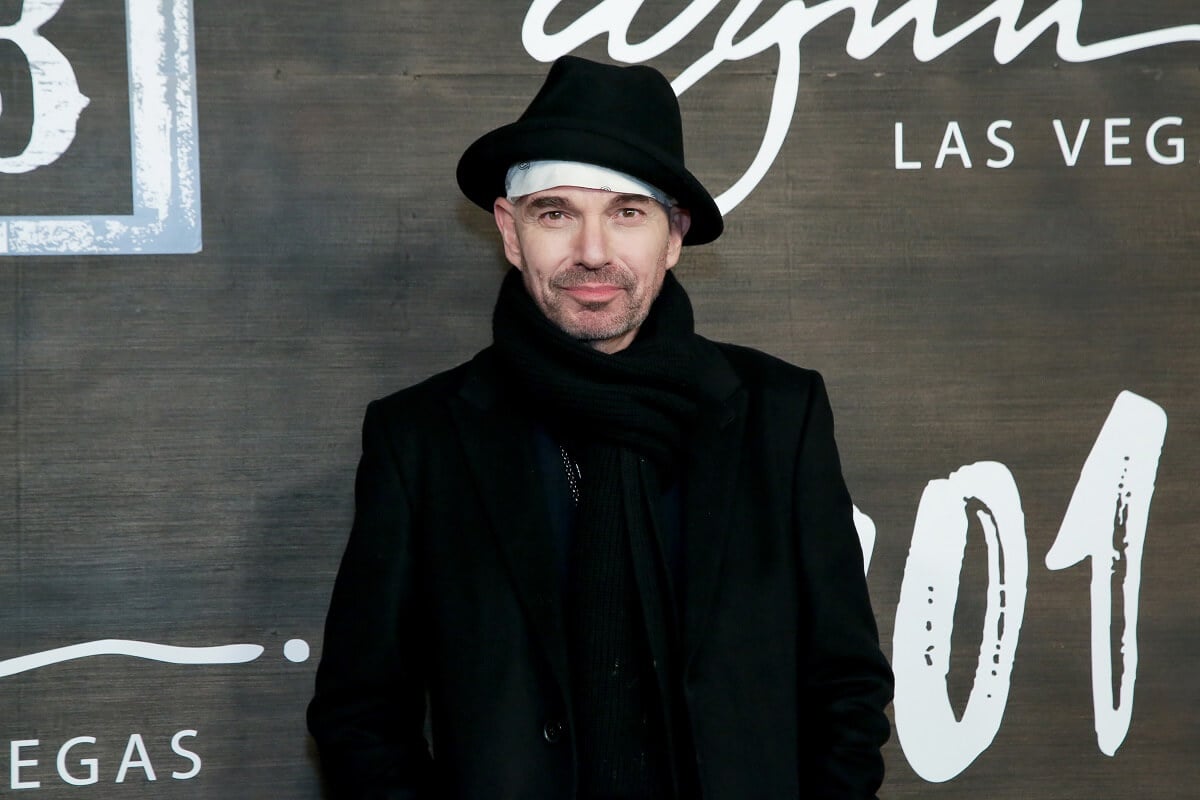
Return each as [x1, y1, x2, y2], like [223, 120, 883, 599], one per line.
[561, 283, 624, 302]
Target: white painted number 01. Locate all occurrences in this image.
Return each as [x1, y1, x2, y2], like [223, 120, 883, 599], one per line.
[892, 392, 1166, 781]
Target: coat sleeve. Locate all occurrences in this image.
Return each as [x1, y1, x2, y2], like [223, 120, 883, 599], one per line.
[793, 373, 894, 799]
[307, 401, 432, 799]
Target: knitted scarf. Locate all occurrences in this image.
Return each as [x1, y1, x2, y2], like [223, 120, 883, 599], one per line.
[492, 267, 710, 799]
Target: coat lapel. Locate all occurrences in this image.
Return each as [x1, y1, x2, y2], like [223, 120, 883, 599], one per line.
[449, 353, 571, 699]
[682, 347, 746, 668]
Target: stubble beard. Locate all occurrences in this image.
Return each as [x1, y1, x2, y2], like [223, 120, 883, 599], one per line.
[542, 257, 667, 347]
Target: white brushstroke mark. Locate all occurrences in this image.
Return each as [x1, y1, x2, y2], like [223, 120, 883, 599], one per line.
[0, 640, 264, 678]
[853, 504, 876, 574]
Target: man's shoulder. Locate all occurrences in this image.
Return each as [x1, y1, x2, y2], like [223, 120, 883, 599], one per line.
[367, 348, 496, 419]
[706, 339, 826, 397]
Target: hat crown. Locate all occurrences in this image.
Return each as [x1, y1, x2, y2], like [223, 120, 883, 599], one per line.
[516, 56, 685, 161]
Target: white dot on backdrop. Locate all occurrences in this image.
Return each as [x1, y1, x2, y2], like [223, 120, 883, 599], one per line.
[284, 639, 311, 663]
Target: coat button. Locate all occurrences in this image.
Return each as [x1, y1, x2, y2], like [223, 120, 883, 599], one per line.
[543, 719, 565, 744]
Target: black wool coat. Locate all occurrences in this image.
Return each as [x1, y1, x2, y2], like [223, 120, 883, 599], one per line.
[308, 341, 894, 800]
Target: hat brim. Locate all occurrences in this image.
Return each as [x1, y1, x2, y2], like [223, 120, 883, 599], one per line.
[457, 117, 723, 246]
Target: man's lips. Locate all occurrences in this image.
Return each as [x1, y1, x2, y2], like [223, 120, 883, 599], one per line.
[561, 283, 624, 302]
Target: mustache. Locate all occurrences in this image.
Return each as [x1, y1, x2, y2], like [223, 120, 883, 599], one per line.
[551, 266, 635, 290]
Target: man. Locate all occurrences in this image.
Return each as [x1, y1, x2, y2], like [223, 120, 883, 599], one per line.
[308, 56, 893, 799]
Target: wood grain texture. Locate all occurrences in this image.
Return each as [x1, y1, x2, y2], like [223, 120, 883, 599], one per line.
[1, 1, 1197, 796]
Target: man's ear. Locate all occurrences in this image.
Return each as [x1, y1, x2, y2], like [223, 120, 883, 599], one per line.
[493, 198, 525, 269]
[665, 206, 691, 269]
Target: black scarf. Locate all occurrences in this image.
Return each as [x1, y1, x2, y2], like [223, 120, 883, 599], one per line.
[492, 267, 711, 799]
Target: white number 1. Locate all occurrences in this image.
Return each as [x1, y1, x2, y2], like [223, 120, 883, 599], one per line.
[1046, 391, 1167, 756]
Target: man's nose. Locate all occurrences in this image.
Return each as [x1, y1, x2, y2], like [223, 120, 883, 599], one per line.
[573, 215, 609, 269]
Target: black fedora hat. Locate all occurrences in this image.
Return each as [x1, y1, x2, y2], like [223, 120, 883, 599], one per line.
[456, 56, 723, 246]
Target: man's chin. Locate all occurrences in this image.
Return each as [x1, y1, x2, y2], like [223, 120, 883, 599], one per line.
[558, 315, 635, 346]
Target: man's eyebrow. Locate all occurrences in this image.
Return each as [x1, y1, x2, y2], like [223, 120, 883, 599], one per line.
[520, 193, 659, 213]
[610, 193, 656, 206]
[524, 195, 571, 210]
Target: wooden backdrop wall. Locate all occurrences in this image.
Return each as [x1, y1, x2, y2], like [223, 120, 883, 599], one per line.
[2, 1, 1197, 796]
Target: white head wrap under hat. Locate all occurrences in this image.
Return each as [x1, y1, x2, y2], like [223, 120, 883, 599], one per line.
[505, 160, 674, 207]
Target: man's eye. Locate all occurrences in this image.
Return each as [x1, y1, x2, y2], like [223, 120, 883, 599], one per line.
[617, 208, 643, 219]
[541, 210, 564, 222]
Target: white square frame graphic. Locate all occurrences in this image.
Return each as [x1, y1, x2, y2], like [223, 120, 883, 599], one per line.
[0, 0, 201, 255]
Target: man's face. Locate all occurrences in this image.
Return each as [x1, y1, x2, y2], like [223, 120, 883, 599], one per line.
[494, 186, 691, 353]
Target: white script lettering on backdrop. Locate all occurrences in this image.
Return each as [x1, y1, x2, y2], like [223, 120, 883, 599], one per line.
[522, 0, 1200, 213]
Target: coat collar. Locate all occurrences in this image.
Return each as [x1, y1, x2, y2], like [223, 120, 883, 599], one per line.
[449, 343, 745, 687]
